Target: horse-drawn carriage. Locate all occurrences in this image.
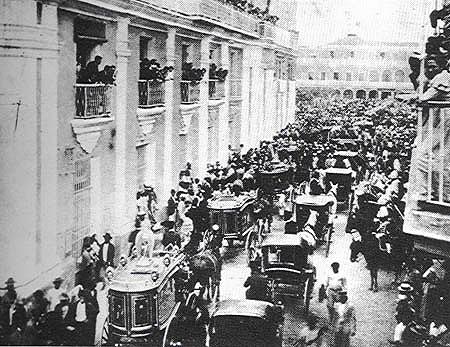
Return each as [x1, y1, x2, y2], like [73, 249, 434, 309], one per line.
[258, 234, 316, 313]
[102, 237, 222, 346]
[294, 193, 335, 256]
[207, 192, 255, 247]
[208, 299, 284, 347]
[324, 167, 354, 207]
[101, 250, 186, 346]
[257, 161, 291, 197]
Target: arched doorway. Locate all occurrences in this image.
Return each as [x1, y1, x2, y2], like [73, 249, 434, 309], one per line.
[356, 90, 366, 99]
[368, 90, 379, 99]
[343, 89, 353, 99]
[381, 91, 391, 99]
[332, 89, 341, 98]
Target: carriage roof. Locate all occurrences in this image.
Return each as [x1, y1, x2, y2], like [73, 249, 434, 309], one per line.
[212, 299, 274, 319]
[260, 162, 290, 175]
[334, 151, 359, 158]
[109, 251, 185, 292]
[207, 192, 255, 210]
[294, 194, 334, 207]
[324, 167, 354, 175]
[261, 233, 302, 247]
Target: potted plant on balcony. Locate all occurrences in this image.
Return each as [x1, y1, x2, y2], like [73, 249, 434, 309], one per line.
[209, 63, 229, 82]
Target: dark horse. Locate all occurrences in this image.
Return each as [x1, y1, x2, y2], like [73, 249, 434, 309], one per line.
[188, 248, 221, 302]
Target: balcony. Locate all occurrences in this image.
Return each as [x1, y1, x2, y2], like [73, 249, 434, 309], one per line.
[208, 80, 225, 100]
[229, 79, 242, 99]
[75, 84, 112, 118]
[138, 80, 165, 107]
[147, 0, 259, 36]
[259, 22, 275, 40]
[180, 81, 200, 103]
[415, 101, 450, 206]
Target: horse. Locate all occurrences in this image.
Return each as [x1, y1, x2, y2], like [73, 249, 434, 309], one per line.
[187, 249, 221, 302]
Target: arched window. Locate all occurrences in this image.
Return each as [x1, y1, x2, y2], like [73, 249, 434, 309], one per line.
[394, 70, 405, 82]
[368, 90, 379, 99]
[382, 70, 392, 82]
[369, 70, 379, 82]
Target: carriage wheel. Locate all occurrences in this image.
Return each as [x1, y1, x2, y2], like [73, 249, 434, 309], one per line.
[325, 226, 333, 258]
[100, 318, 109, 346]
[245, 231, 258, 265]
[162, 303, 182, 347]
[303, 277, 313, 314]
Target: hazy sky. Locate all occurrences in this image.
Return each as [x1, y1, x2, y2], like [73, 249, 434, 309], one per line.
[296, 0, 437, 46]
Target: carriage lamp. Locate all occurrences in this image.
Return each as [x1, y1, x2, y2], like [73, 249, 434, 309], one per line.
[151, 271, 159, 282]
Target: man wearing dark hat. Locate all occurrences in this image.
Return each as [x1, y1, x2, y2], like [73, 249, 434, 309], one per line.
[161, 220, 181, 249]
[0, 278, 17, 330]
[99, 232, 115, 268]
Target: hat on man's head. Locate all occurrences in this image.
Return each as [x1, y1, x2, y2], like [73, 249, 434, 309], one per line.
[398, 282, 414, 294]
[161, 220, 175, 229]
[53, 277, 64, 284]
[143, 184, 153, 190]
[5, 277, 15, 285]
[103, 232, 112, 240]
[137, 210, 146, 216]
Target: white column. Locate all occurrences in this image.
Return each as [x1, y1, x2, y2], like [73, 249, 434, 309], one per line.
[240, 47, 252, 149]
[264, 69, 275, 140]
[114, 17, 131, 231]
[162, 28, 176, 201]
[218, 42, 230, 165]
[146, 140, 156, 184]
[198, 36, 211, 177]
[39, 1, 58, 270]
[90, 156, 102, 236]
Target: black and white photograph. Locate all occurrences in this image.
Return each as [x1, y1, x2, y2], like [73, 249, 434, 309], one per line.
[1, 0, 450, 346]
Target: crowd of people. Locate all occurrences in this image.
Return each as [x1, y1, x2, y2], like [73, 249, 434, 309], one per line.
[139, 58, 174, 81]
[3, 85, 450, 345]
[220, 0, 279, 24]
[76, 55, 116, 85]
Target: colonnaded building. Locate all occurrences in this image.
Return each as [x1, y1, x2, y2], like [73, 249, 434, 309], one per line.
[296, 34, 418, 99]
[0, 0, 298, 294]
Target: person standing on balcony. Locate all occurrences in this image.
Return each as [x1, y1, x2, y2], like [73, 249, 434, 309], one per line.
[85, 55, 102, 83]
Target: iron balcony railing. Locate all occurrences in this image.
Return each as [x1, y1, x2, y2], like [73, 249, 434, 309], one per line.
[75, 84, 112, 118]
[180, 81, 200, 103]
[147, 0, 259, 35]
[208, 79, 225, 99]
[229, 79, 242, 98]
[138, 80, 165, 106]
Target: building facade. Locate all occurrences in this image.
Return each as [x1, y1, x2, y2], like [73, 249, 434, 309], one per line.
[0, 0, 298, 294]
[296, 34, 418, 99]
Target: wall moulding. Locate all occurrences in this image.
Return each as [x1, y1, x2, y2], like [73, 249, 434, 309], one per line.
[70, 117, 113, 154]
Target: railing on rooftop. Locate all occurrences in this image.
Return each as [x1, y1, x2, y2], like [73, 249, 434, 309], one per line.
[208, 79, 225, 99]
[148, 0, 259, 35]
[229, 79, 242, 98]
[417, 101, 450, 206]
[180, 81, 200, 103]
[138, 80, 165, 107]
[75, 84, 112, 118]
